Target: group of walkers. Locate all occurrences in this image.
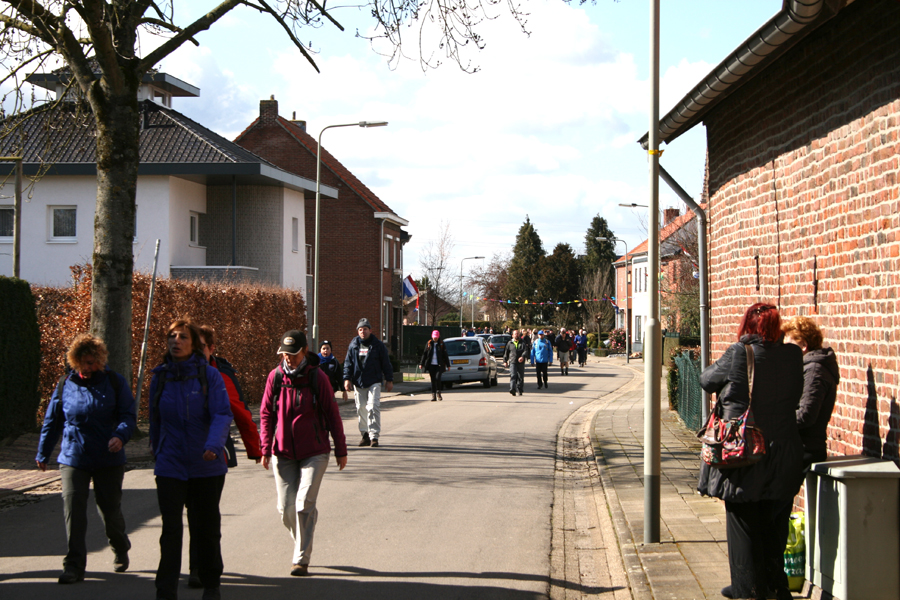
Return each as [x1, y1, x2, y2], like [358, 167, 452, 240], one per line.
[35, 316, 394, 599]
[698, 304, 839, 600]
[500, 327, 589, 395]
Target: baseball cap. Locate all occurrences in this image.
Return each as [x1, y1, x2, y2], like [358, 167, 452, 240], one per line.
[277, 330, 307, 355]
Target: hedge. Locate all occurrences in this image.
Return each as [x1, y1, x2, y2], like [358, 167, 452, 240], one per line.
[33, 264, 307, 424]
[0, 277, 41, 440]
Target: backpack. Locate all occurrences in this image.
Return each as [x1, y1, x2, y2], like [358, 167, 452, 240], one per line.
[268, 363, 329, 444]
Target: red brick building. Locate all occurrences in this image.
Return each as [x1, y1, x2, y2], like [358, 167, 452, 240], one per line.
[235, 98, 409, 361]
[654, 0, 900, 459]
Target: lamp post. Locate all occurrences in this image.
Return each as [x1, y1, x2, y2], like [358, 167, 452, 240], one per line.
[312, 120, 387, 351]
[597, 236, 630, 364]
[459, 256, 484, 333]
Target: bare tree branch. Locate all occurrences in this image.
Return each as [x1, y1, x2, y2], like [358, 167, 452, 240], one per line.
[257, 0, 320, 72]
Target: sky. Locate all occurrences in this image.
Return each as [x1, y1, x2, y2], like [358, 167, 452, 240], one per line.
[149, 0, 783, 284]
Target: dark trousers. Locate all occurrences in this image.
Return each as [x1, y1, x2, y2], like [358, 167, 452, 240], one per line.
[577, 348, 587, 365]
[427, 364, 443, 394]
[59, 464, 130, 574]
[156, 475, 225, 598]
[535, 363, 549, 386]
[509, 361, 525, 393]
[724, 499, 792, 599]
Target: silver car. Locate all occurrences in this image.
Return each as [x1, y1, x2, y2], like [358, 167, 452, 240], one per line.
[441, 337, 499, 389]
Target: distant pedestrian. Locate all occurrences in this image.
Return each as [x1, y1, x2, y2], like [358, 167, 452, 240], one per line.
[318, 340, 349, 404]
[343, 318, 394, 447]
[556, 330, 573, 375]
[781, 316, 840, 469]
[698, 303, 804, 600]
[574, 329, 588, 367]
[530, 330, 553, 389]
[260, 330, 348, 577]
[419, 330, 451, 401]
[36, 334, 136, 584]
[503, 329, 528, 396]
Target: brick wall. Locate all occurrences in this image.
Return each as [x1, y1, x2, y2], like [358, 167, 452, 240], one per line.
[236, 107, 398, 361]
[202, 185, 283, 285]
[703, 0, 900, 458]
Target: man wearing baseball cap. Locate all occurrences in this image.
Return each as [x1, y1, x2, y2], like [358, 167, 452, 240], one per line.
[343, 319, 394, 447]
[530, 330, 553, 390]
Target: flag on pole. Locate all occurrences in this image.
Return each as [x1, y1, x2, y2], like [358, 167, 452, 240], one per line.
[402, 275, 418, 298]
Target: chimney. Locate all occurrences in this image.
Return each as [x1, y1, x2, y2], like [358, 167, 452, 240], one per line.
[290, 111, 307, 132]
[260, 95, 278, 124]
[664, 208, 680, 225]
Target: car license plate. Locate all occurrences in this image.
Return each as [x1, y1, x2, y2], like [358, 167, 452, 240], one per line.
[452, 359, 468, 365]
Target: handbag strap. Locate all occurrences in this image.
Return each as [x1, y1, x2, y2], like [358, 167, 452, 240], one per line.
[744, 343, 756, 407]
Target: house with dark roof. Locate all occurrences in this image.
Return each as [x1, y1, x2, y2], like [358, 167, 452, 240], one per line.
[0, 71, 336, 292]
[234, 98, 409, 360]
[647, 0, 900, 461]
[613, 208, 697, 351]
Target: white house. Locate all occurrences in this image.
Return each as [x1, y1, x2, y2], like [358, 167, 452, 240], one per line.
[0, 69, 336, 293]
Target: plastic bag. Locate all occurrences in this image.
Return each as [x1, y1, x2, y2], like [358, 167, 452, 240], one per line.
[784, 512, 805, 591]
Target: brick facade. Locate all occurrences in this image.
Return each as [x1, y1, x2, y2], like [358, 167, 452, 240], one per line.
[235, 100, 407, 361]
[703, 0, 900, 458]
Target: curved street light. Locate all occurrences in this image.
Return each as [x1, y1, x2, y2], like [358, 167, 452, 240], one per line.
[597, 236, 630, 364]
[312, 121, 388, 351]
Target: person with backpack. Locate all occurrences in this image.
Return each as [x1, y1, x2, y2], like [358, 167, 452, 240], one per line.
[179, 325, 262, 588]
[318, 340, 348, 403]
[530, 330, 553, 389]
[260, 330, 348, 577]
[419, 330, 451, 401]
[150, 320, 233, 600]
[343, 318, 394, 447]
[35, 333, 136, 585]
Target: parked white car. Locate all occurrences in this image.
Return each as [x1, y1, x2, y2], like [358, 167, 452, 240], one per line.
[441, 337, 499, 389]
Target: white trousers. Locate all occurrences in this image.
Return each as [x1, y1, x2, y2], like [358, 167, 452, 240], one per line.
[273, 453, 329, 565]
[353, 383, 382, 439]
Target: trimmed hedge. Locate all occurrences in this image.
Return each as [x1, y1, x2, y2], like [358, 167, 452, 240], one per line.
[0, 277, 41, 440]
[33, 264, 307, 424]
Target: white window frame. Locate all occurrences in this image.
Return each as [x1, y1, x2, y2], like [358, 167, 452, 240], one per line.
[48, 205, 77, 243]
[292, 217, 299, 253]
[0, 205, 13, 242]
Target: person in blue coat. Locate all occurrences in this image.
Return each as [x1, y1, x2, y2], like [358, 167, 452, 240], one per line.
[150, 320, 233, 600]
[530, 330, 554, 389]
[36, 333, 136, 584]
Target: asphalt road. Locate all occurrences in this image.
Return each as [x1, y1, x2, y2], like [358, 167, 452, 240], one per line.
[0, 360, 630, 600]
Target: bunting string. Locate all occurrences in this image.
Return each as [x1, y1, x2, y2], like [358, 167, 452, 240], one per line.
[460, 293, 620, 307]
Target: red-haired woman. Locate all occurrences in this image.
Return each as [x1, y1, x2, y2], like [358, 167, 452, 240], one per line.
[697, 303, 804, 600]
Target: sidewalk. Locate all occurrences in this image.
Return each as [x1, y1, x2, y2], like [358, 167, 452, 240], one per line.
[588, 358, 733, 600]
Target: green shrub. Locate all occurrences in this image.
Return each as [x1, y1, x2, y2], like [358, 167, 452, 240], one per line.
[594, 348, 608, 357]
[607, 328, 626, 350]
[587, 332, 598, 348]
[0, 277, 41, 440]
[667, 365, 679, 411]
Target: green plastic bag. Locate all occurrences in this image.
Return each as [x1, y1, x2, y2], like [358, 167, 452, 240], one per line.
[784, 512, 805, 591]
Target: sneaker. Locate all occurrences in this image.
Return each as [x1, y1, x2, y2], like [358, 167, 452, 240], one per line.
[113, 551, 129, 573]
[537, 385, 542, 389]
[58, 570, 84, 584]
[202, 586, 222, 600]
[517, 391, 523, 396]
[359, 432, 371, 446]
[188, 568, 203, 588]
[509, 390, 516, 396]
[371, 438, 379, 447]
[291, 564, 309, 577]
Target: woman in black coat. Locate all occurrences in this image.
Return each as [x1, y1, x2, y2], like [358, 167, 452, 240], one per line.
[419, 331, 450, 402]
[698, 303, 804, 600]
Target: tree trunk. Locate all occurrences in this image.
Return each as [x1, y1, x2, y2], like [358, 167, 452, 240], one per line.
[89, 88, 140, 381]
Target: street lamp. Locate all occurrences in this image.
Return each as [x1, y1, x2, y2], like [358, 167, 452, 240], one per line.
[459, 256, 484, 333]
[312, 121, 388, 351]
[597, 237, 630, 364]
[619, 202, 649, 208]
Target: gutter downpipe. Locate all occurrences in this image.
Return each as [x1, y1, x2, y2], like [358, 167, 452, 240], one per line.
[659, 166, 710, 423]
[232, 176, 237, 266]
[380, 217, 386, 340]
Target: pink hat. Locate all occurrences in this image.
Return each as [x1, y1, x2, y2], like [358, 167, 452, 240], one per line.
[432, 330, 440, 338]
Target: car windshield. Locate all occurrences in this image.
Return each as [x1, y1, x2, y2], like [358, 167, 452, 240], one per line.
[446, 340, 482, 356]
[490, 336, 510, 343]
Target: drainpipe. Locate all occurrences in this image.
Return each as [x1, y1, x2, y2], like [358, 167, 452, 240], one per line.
[380, 217, 386, 340]
[231, 176, 237, 266]
[659, 165, 710, 423]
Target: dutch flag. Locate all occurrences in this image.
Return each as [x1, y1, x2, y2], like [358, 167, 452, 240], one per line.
[402, 275, 418, 298]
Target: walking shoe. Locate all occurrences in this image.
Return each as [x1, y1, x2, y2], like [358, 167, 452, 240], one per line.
[188, 568, 203, 588]
[359, 432, 371, 446]
[720, 585, 733, 599]
[291, 564, 309, 576]
[537, 385, 542, 389]
[371, 438, 379, 447]
[509, 390, 516, 396]
[202, 586, 222, 600]
[113, 550, 129, 573]
[517, 390, 523, 396]
[437, 391, 443, 401]
[57, 570, 84, 584]
[431, 394, 437, 401]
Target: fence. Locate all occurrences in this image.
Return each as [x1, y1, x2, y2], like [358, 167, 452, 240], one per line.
[401, 325, 461, 361]
[673, 350, 703, 431]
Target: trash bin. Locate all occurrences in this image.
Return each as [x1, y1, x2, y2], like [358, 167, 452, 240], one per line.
[805, 456, 900, 600]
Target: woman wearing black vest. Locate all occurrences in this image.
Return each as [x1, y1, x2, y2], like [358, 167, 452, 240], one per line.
[419, 330, 451, 401]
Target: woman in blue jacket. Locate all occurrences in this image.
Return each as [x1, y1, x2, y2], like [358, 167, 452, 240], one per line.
[150, 320, 233, 600]
[36, 334, 136, 584]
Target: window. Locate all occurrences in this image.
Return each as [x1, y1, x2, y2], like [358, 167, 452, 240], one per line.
[634, 316, 641, 341]
[189, 212, 198, 245]
[0, 207, 12, 238]
[306, 244, 312, 275]
[49, 206, 76, 241]
[292, 218, 299, 253]
[394, 241, 399, 271]
[383, 239, 389, 269]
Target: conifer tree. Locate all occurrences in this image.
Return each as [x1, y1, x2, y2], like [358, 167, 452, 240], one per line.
[503, 217, 545, 323]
